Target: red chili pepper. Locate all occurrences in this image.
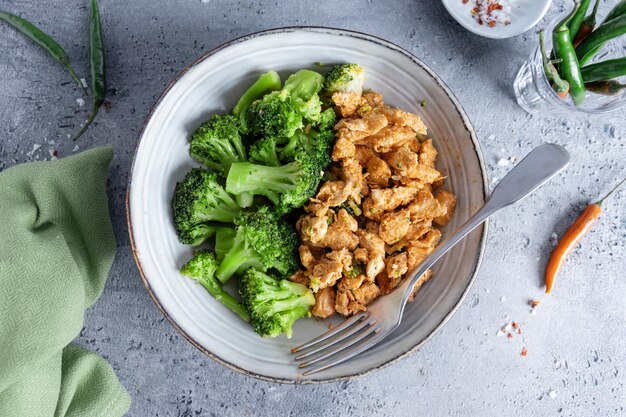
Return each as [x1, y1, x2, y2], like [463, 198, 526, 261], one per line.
[545, 179, 625, 293]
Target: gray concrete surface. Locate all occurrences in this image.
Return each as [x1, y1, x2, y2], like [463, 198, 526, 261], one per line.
[1, 0, 625, 415]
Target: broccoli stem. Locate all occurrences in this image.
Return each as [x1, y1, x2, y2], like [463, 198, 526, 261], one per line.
[215, 227, 236, 262]
[215, 231, 264, 283]
[194, 272, 249, 322]
[280, 305, 312, 338]
[226, 161, 299, 198]
[235, 192, 254, 208]
[233, 71, 282, 131]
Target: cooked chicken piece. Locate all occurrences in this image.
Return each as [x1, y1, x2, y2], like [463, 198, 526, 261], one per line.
[347, 301, 368, 315]
[352, 282, 381, 306]
[366, 156, 391, 188]
[289, 269, 310, 287]
[365, 220, 379, 235]
[298, 213, 330, 245]
[405, 137, 421, 152]
[356, 230, 386, 280]
[385, 146, 441, 182]
[311, 286, 336, 319]
[307, 180, 354, 217]
[331, 137, 356, 161]
[341, 158, 368, 202]
[384, 145, 419, 176]
[316, 219, 359, 251]
[336, 208, 358, 232]
[378, 209, 412, 245]
[419, 139, 437, 168]
[408, 269, 433, 302]
[335, 112, 387, 135]
[310, 257, 344, 292]
[338, 273, 366, 292]
[334, 290, 350, 316]
[354, 247, 368, 263]
[363, 187, 419, 220]
[372, 107, 427, 134]
[398, 177, 426, 190]
[326, 248, 353, 272]
[386, 220, 434, 254]
[433, 190, 457, 226]
[361, 91, 384, 108]
[387, 252, 408, 280]
[378, 252, 408, 294]
[360, 126, 417, 153]
[353, 145, 377, 166]
[406, 229, 442, 271]
[299, 244, 319, 271]
[407, 190, 446, 222]
[332, 92, 362, 118]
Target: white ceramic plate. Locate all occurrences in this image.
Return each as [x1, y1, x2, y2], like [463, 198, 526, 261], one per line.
[127, 27, 488, 383]
[442, 0, 552, 39]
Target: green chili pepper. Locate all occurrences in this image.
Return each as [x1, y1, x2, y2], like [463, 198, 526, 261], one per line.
[73, 0, 106, 141]
[573, 0, 601, 47]
[0, 11, 87, 95]
[604, 0, 626, 23]
[553, 2, 586, 106]
[576, 14, 626, 66]
[567, 0, 591, 41]
[580, 57, 626, 82]
[540, 30, 570, 96]
[585, 80, 626, 95]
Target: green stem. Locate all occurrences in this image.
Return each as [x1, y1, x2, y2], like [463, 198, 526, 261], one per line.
[595, 178, 626, 207]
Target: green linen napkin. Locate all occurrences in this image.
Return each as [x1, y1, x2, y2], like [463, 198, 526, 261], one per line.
[0, 147, 131, 417]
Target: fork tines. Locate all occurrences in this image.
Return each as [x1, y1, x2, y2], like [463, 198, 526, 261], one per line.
[291, 312, 380, 376]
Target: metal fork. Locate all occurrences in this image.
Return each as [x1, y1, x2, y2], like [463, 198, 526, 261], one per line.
[292, 143, 570, 375]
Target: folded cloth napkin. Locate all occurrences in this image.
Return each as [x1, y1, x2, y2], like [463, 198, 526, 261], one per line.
[0, 147, 130, 417]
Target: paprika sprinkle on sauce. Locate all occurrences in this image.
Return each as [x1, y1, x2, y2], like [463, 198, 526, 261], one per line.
[462, 0, 513, 27]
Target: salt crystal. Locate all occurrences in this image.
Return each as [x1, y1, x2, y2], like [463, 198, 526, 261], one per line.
[550, 232, 559, 246]
[487, 134, 495, 141]
[72, 145, 80, 152]
[555, 360, 561, 369]
[496, 329, 505, 337]
[76, 98, 85, 107]
[504, 323, 512, 332]
[48, 149, 55, 157]
[80, 78, 88, 88]
[500, 296, 506, 302]
[48, 140, 55, 145]
[491, 176, 499, 184]
[548, 390, 557, 399]
[497, 158, 509, 167]
[531, 309, 537, 315]
[28, 143, 42, 156]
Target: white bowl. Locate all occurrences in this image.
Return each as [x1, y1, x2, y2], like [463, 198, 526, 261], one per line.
[442, 0, 552, 39]
[127, 27, 488, 383]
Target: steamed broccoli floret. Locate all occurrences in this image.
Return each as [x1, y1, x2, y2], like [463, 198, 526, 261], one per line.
[323, 63, 365, 96]
[190, 114, 246, 175]
[172, 168, 241, 245]
[225, 152, 323, 214]
[233, 71, 282, 134]
[278, 127, 334, 168]
[215, 206, 299, 283]
[181, 250, 249, 322]
[248, 135, 284, 167]
[215, 226, 236, 262]
[246, 69, 326, 138]
[282, 69, 324, 123]
[239, 269, 315, 338]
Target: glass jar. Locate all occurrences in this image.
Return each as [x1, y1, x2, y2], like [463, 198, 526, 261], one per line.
[514, 6, 626, 116]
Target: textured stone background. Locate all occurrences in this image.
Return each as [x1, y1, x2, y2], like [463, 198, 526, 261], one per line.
[1, 0, 624, 415]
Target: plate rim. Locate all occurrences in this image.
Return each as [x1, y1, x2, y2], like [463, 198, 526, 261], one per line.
[125, 26, 489, 384]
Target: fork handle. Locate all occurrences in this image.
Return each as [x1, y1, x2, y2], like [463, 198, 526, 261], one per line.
[396, 143, 570, 309]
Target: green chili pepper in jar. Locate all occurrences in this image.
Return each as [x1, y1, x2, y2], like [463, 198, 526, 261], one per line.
[540, 30, 570, 98]
[580, 57, 626, 82]
[73, 0, 106, 141]
[0, 11, 87, 95]
[576, 14, 626, 66]
[573, 0, 601, 47]
[567, 0, 591, 41]
[553, 2, 586, 107]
